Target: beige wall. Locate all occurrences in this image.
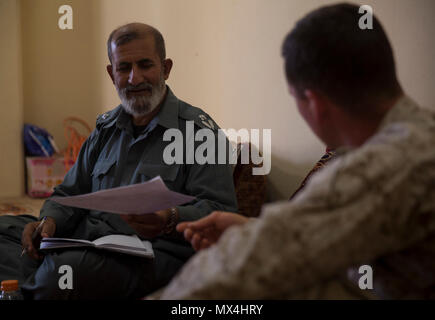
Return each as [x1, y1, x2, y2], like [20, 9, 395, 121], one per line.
[21, 0, 101, 150]
[96, 0, 435, 200]
[0, 0, 24, 197]
[1, 0, 434, 200]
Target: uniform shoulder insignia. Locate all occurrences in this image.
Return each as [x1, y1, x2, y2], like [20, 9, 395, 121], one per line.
[197, 114, 217, 130]
[96, 105, 122, 128]
[179, 103, 219, 131]
[97, 112, 110, 122]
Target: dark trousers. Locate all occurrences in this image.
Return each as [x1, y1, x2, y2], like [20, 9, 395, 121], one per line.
[0, 215, 184, 299]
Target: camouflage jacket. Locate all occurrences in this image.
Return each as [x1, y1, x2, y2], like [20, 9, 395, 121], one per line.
[160, 95, 435, 299]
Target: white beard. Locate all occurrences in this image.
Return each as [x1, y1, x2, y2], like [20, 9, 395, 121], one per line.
[117, 76, 166, 117]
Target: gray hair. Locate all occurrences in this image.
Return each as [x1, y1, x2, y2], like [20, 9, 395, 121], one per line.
[107, 23, 166, 64]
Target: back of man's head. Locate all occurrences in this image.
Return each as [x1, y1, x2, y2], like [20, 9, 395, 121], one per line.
[282, 3, 402, 112]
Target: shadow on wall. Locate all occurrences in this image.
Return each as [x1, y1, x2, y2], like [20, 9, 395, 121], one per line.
[21, 0, 103, 150]
[266, 154, 315, 202]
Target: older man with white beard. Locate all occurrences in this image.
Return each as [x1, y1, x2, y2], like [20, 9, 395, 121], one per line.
[4, 23, 237, 299]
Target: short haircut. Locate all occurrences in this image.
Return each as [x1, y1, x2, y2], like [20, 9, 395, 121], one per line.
[282, 3, 402, 110]
[107, 24, 166, 64]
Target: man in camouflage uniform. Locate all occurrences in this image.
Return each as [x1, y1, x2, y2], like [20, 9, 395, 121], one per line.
[161, 4, 435, 299]
[14, 23, 237, 299]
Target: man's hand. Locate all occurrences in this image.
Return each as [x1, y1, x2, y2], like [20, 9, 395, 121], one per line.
[21, 217, 56, 260]
[176, 211, 250, 251]
[120, 209, 171, 238]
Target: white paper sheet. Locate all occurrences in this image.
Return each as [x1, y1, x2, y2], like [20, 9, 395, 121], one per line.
[50, 176, 195, 214]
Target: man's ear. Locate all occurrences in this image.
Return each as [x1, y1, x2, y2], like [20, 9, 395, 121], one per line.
[304, 89, 327, 125]
[162, 59, 173, 80]
[106, 64, 115, 84]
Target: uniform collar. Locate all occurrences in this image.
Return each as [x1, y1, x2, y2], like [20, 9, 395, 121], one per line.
[377, 94, 416, 131]
[115, 85, 180, 132]
[332, 95, 415, 157]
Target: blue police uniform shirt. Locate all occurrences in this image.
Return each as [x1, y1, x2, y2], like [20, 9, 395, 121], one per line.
[39, 86, 238, 261]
